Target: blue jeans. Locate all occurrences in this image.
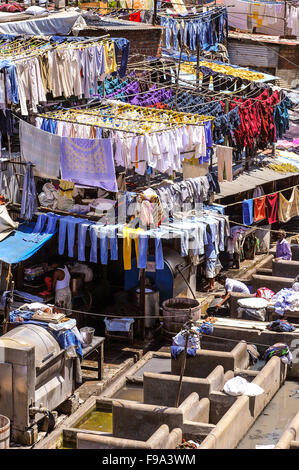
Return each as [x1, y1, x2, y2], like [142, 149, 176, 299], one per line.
[109, 227, 118, 261]
[171, 18, 179, 51]
[111, 37, 130, 78]
[138, 234, 149, 269]
[161, 17, 171, 49]
[154, 234, 164, 270]
[59, 216, 85, 257]
[189, 21, 197, 51]
[78, 222, 93, 262]
[89, 225, 102, 263]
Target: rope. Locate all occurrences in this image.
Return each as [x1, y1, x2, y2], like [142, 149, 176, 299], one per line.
[223, 184, 298, 207]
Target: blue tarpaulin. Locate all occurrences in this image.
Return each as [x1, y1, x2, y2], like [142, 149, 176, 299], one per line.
[0, 223, 56, 264]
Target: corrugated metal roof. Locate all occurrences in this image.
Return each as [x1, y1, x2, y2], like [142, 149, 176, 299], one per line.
[228, 31, 299, 46]
[215, 167, 297, 200]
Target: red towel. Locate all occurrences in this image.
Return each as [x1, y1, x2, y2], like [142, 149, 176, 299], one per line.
[266, 193, 278, 224]
[254, 196, 266, 222]
[129, 11, 141, 22]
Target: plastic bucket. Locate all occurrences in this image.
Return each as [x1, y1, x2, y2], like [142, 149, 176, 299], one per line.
[80, 327, 95, 346]
[0, 415, 10, 449]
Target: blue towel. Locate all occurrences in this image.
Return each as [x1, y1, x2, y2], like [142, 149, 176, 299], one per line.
[171, 346, 197, 360]
[243, 199, 253, 226]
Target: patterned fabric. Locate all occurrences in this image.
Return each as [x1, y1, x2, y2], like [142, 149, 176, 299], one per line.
[266, 320, 296, 333]
[19, 120, 60, 179]
[60, 137, 117, 192]
[263, 343, 292, 365]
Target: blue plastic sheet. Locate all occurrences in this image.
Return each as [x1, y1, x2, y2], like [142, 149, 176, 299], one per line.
[0, 222, 55, 264]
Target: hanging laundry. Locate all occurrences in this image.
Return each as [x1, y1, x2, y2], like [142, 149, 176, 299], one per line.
[123, 226, 144, 270]
[19, 120, 60, 179]
[243, 199, 253, 226]
[278, 187, 299, 223]
[266, 193, 279, 224]
[60, 137, 118, 192]
[20, 162, 37, 222]
[254, 196, 266, 222]
[216, 145, 233, 182]
[59, 180, 75, 199]
[129, 11, 141, 22]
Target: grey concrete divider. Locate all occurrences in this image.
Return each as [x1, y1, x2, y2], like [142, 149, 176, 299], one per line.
[272, 260, 299, 279]
[143, 366, 224, 407]
[203, 325, 299, 380]
[274, 412, 299, 449]
[143, 373, 210, 407]
[229, 292, 255, 317]
[208, 392, 237, 425]
[182, 421, 216, 442]
[199, 356, 286, 449]
[291, 245, 299, 261]
[112, 392, 206, 441]
[180, 396, 209, 423]
[77, 424, 182, 449]
[251, 274, 294, 292]
[290, 440, 299, 449]
[171, 342, 249, 377]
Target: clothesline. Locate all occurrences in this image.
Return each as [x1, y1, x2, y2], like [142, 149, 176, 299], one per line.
[229, 219, 299, 236]
[222, 183, 298, 207]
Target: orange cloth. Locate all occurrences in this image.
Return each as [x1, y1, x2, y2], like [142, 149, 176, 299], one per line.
[254, 196, 266, 222]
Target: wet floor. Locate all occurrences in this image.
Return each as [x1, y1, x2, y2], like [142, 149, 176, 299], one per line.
[133, 357, 171, 378]
[237, 381, 299, 449]
[113, 384, 144, 402]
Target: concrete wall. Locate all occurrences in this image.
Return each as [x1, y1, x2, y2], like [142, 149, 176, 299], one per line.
[209, 392, 237, 425]
[171, 342, 249, 378]
[275, 412, 299, 449]
[112, 392, 203, 441]
[207, 325, 299, 380]
[199, 357, 287, 449]
[291, 245, 299, 261]
[251, 274, 294, 292]
[272, 260, 299, 279]
[143, 366, 225, 407]
[77, 424, 182, 450]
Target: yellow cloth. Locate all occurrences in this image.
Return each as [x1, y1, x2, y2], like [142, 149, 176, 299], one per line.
[123, 227, 144, 270]
[59, 180, 75, 199]
[278, 187, 299, 223]
[104, 42, 117, 75]
[180, 61, 264, 82]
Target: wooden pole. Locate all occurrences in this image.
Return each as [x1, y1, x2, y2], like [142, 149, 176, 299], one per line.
[153, 0, 157, 26]
[283, 0, 287, 38]
[139, 268, 145, 340]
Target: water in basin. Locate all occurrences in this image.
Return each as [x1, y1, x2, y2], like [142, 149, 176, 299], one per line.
[74, 409, 113, 433]
[134, 357, 171, 378]
[113, 384, 144, 402]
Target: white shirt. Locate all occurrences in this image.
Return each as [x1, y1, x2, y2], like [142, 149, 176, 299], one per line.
[225, 278, 250, 294]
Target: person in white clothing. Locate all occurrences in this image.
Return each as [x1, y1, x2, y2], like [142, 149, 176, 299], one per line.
[215, 275, 250, 309]
[49, 257, 72, 311]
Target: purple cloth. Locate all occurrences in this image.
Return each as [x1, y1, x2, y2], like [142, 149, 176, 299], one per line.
[60, 137, 117, 192]
[276, 239, 292, 260]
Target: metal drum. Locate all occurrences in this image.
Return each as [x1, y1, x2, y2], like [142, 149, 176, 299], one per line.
[135, 288, 160, 328]
[2, 324, 60, 368]
[162, 297, 201, 335]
